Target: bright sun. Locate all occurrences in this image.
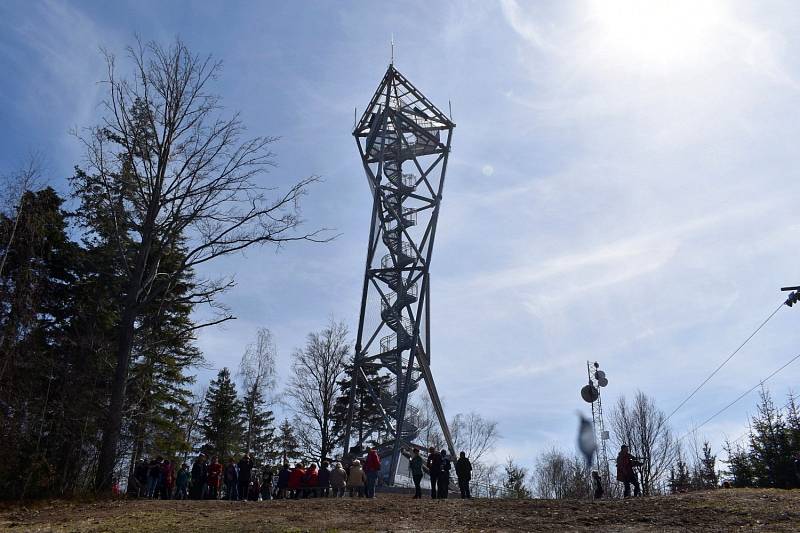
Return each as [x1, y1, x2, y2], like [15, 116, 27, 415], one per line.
[589, 0, 722, 67]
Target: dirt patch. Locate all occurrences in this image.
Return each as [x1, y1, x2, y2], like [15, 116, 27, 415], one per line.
[0, 489, 797, 532]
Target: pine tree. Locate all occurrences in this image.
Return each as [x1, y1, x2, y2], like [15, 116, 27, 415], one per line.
[668, 455, 691, 493]
[277, 419, 302, 464]
[724, 440, 754, 488]
[503, 457, 531, 499]
[242, 382, 279, 465]
[749, 388, 794, 488]
[698, 441, 718, 488]
[331, 359, 392, 450]
[200, 368, 244, 461]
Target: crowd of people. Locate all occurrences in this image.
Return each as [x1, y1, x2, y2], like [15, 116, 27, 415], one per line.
[128, 447, 475, 501]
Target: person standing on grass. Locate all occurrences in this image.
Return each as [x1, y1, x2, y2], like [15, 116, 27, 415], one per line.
[348, 459, 366, 497]
[160, 459, 175, 500]
[191, 454, 208, 500]
[330, 462, 347, 497]
[455, 451, 472, 499]
[303, 463, 319, 498]
[437, 450, 451, 499]
[147, 456, 162, 498]
[289, 462, 305, 499]
[410, 448, 424, 499]
[207, 456, 223, 499]
[175, 463, 190, 500]
[365, 448, 381, 498]
[237, 453, 254, 501]
[318, 461, 331, 497]
[276, 463, 291, 499]
[427, 447, 441, 499]
[261, 465, 274, 500]
[224, 457, 239, 501]
[616, 445, 641, 498]
[592, 471, 604, 499]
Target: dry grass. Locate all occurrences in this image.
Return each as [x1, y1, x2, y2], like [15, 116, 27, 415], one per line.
[1, 488, 798, 532]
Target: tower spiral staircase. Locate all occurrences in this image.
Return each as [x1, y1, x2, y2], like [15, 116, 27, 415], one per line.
[344, 64, 456, 485]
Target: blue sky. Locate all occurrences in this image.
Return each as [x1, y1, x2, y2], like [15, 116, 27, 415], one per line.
[2, 0, 800, 472]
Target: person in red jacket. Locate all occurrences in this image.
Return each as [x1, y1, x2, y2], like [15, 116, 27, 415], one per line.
[206, 456, 223, 499]
[160, 460, 175, 500]
[364, 448, 381, 498]
[303, 463, 319, 498]
[616, 445, 641, 498]
[288, 462, 305, 500]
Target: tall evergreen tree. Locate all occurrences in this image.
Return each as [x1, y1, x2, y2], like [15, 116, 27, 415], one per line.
[748, 388, 794, 488]
[277, 419, 302, 464]
[503, 457, 531, 499]
[698, 441, 718, 488]
[241, 382, 279, 465]
[200, 368, 244, 460]
[331, 359, 392, 450]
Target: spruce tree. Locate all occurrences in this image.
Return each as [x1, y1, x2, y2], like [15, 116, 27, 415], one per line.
[242, 382, 279, 465]
[200, 368, 244, 460]
[503, 457, 531, 498]
[698, 441, 718, 488]
[748, 388, 794, 488]
[331, 359, 392, 450]
[277, 419, 302, 464]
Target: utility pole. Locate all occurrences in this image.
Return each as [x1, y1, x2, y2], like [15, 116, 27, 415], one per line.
[781, 285, 800, 307]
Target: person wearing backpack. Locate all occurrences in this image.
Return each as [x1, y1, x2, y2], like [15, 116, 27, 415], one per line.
[437, 450, 451, 499]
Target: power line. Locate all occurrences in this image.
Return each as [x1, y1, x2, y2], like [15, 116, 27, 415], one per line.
[664, 301, 784, 424]
[678, 350, 800, 442]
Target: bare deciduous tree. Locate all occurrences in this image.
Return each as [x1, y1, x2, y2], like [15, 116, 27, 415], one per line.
[77, 38, 326, 490]
[532, 447, 592, 499]
[450, 411, 499, 464]
[610, 390, 678, 496]
[238, 328, 278, 452]
[286, 320, 349, 462]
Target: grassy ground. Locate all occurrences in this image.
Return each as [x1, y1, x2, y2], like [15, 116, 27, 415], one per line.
[0, 488, 798, 532]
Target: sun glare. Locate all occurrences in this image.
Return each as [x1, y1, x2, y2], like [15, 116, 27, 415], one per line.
[589, 0, 722, 67]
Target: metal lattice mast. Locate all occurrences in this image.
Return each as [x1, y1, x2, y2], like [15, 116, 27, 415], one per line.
[586, 361, 611, 493]
[343, 64, 456, 485]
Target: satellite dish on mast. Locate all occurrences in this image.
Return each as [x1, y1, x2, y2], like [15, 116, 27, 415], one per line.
[594, 370, 606, 381]
[581, 384, 599, 403]
[598, 377, 609, 387]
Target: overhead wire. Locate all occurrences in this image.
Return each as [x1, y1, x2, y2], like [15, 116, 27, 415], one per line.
[664, 300, 785, 425]
[677, 350, 800, 443]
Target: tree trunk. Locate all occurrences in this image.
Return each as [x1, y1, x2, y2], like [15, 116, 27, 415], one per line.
[94, 300, 137, 491]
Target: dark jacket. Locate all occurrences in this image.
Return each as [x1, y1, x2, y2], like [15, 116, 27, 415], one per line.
[410, 455, 424, 477]
[427, 451, 442, 475]
[238, 457, 254, 483]
[318, 467, 331, 487]
[440, 455, 451, 476]
[191, 459, 207, 484]
[224, 463, 238, 484]
[455, 457, 472, 480]
[277, 467, 290, 488]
